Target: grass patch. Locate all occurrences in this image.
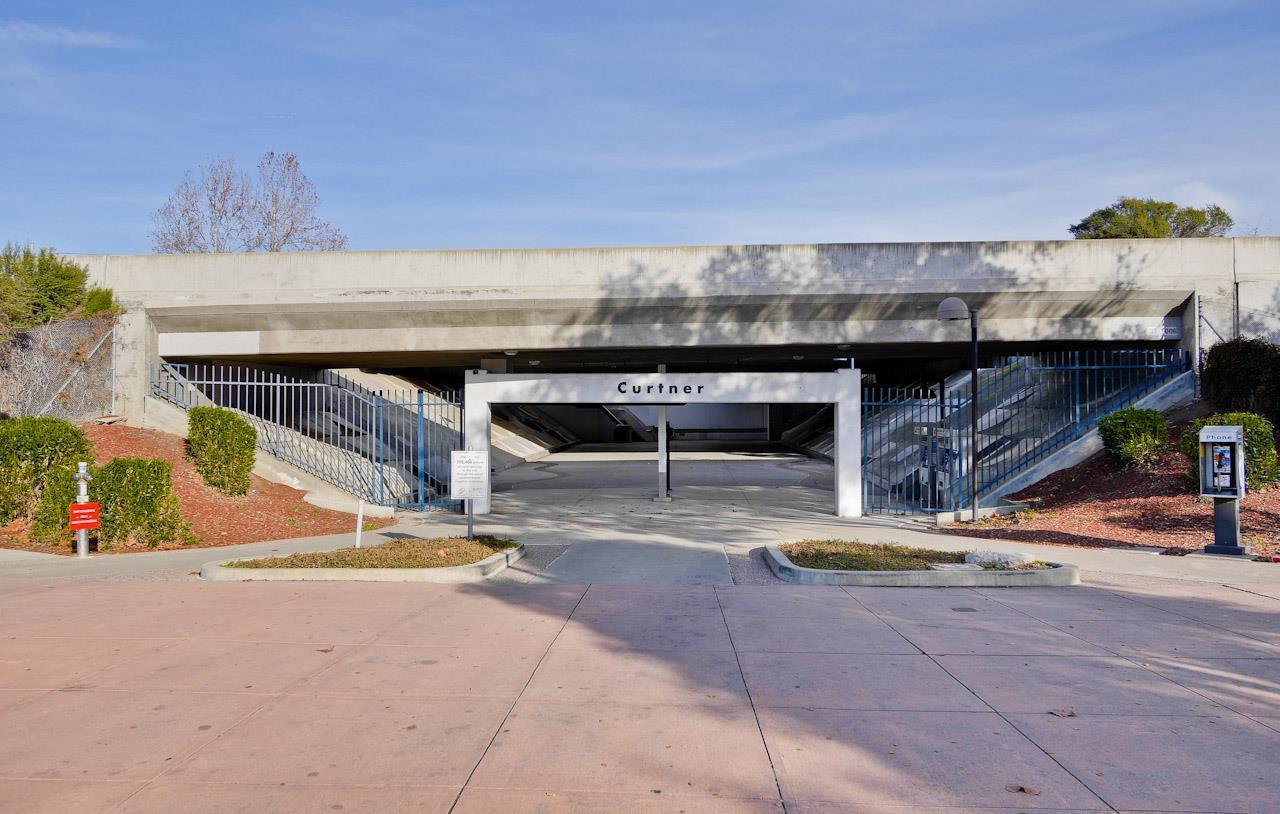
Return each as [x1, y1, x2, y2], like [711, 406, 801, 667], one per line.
[227, 535, 517, 569]
[781, 540, 968, 571]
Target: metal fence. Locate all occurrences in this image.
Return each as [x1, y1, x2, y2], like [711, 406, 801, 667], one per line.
[151, 363, 462, 510]
[862, 348, 1190, 515]
[1, 319, 115, 420]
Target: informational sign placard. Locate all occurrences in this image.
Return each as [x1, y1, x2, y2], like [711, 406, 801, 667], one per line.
[450, 451, 489, 500]
[69, 502, 100, 531]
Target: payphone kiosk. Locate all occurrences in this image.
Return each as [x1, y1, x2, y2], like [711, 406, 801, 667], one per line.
[1198, 425, 1247, 555]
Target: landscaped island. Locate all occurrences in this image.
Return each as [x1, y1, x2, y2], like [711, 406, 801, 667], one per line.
[227, 535, 516, 569]
[781, 540, 1049, 571]
[765, 540, 1073, 586]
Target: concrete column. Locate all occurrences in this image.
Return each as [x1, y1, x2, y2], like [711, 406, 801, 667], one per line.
[833, 369, 863, 518]
[655, 404, 671, 502]
[463, 375, 493, 514]
[115, 308, 151, 423]
[654, 363, 671, 502]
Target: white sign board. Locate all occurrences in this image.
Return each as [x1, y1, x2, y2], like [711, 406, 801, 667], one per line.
[450, 451, 489, 500]
[1199, 425, 1244, 444]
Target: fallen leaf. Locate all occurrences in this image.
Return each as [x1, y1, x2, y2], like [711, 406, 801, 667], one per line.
[1005, 784, 1041, 796]
[1050, 708, 1077, 717]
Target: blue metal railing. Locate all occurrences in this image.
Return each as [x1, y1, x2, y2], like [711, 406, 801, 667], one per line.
[150, 362, 462, 510]
[862, 348, 1190, 515]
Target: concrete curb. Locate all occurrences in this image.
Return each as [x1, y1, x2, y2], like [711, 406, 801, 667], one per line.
[200, 543, 525, 583]
[763, 545, 1080, 587]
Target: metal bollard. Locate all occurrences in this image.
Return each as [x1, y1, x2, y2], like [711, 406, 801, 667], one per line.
[355, 499, 365, 548]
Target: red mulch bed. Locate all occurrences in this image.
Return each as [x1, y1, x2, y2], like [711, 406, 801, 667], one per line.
[945, 427, 1280, 558]
[0, 424, 391, 555]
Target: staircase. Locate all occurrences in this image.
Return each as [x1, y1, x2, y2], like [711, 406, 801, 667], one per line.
[859, 349, 1190, 514]
[151, 363, 462, 510]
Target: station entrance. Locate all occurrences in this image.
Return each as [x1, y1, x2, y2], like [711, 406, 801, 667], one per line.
[463, 369, 863, 517]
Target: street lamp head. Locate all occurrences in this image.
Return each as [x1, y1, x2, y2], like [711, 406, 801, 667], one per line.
[936, 297, 971, 322]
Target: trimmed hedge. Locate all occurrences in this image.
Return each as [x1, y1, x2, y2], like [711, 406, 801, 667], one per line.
[1201, 338, 1280, 433]
[0, 417, 92, 524]
[32, 457, 192, 549]
[30, 467, 77, 545]
[187, 407, 257, 496]
[1098, 407, 1168, 469]
[1179, 412, 1279, 491]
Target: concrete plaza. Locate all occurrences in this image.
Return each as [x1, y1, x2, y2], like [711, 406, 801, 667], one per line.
[2, 452, 1279, 812]
[3, 576, 1280, 813]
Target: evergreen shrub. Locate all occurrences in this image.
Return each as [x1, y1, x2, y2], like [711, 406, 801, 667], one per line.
[187, 407, 256, 496]
[33, 458, 191, 549]
[1179, 412, 1278, 491]
[1098, 407, 1168, 469]
[0, 417, 91, 523]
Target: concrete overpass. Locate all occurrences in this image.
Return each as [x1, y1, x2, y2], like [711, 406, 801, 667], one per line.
[77, 237, 1280, 422]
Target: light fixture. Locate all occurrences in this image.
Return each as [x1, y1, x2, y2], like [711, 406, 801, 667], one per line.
[937, 297, 980, 521]
[936, 297, 970, 322]
[837, 344, 851, 350]
[503, 350, 519, 356]
[528, 360, 541, 366]
[792, 354, 805, 361]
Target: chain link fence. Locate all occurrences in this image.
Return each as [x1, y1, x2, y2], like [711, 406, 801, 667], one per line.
[0, 318, 115, 421]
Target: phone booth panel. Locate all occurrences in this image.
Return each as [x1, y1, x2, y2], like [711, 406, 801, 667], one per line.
[1198, 425, 1245, 499]
[1198, 424, 1247, 555]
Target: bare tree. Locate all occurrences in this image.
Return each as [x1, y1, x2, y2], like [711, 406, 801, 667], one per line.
[253, 152, 347, 251]
[151, 153, 346, 253]
[151, 158, 256, 253]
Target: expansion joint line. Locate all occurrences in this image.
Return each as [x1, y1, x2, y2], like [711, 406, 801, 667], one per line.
[844, 587, 1122, 814]
[715, 588, 788, 810]
[446, 585, 589, 814]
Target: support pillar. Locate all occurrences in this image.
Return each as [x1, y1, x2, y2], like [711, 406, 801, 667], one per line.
[655, 363, 671, 502]
[834, 368, 863, 518]
[655, 404, 671, 502]
[463, 374, 493, 514]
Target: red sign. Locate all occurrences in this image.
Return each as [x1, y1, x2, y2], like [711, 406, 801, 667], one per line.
[69, 502, 100, 531]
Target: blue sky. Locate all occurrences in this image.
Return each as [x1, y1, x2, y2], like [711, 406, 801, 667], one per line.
[2, 1, 1278, 253]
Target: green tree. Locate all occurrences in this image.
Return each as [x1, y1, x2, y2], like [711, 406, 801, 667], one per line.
[0, 245, 115, 337]
[1069, 197, 1233, 239]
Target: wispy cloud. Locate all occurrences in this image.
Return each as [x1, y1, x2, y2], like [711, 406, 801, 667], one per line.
[0, 21, 135, 48]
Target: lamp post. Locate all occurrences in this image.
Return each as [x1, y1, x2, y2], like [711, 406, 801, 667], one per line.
[938, 297, 979, 521]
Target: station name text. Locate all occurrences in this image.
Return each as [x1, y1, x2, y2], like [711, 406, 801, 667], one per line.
[617, 381, 706, 395]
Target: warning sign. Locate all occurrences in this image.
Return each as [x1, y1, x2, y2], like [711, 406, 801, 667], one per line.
[69, 502, 100, 531]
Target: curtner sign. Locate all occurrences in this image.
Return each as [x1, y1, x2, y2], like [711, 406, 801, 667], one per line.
[462, 369, 864, 517]
[616, 379, 706, 398]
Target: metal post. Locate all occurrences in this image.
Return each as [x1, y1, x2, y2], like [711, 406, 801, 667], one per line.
[74, 462, 91, 558]
[466, 499, 474, 540]
[1208, 497, 1243, 554]
[1234, 282, 1240, 340]
[1071, 350, 1081, 431]
[931, 381, 943, 507]
[417, 389, 426, 512]
[355, 499, 365, 548]
[969, 310, 980, 522]
[375, 392, 385, 506]
[655, 364, 671, 503]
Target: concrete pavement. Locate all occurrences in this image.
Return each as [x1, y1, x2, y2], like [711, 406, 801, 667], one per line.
[3, 453, 1280, 812]
[477, 451, 1280, 588]
[2, 576, 1279, 812]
